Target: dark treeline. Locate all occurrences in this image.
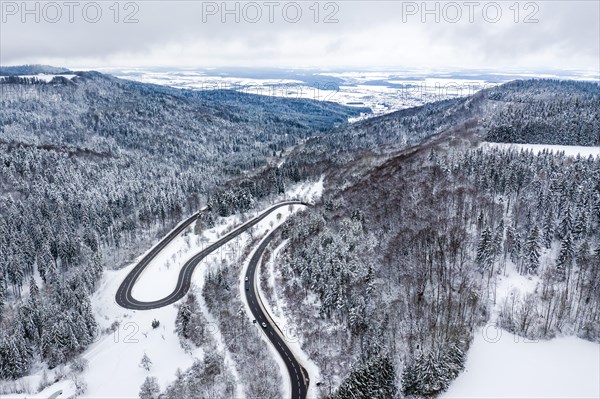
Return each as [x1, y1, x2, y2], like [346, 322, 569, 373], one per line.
[0, 65, 71, 76]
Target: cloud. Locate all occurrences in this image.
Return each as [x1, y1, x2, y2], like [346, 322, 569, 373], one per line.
[0, 1, 597, 72]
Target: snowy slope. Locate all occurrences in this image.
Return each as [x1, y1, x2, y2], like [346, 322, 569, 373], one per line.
[443, 257, 600, 399]
[2, 180, 323, 399]
[442, 329, 600, 399]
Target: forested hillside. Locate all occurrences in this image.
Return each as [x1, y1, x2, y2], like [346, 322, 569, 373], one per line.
[274, 143, 599, 399]
[290, 79, 599, 168]
[0, 65, 71, 75]
[266, 79, 600, 398]
[0, 71, 365, 379]
[483, 80, 600, 146]
[1, 73, 598, 398]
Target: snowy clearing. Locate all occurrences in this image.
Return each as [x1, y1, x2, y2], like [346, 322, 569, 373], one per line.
[482, 142, 600, 158]
[443, 328, 600, 399]
[1, 74, 77, 82]
[489, 260, 539, 321]
[444, 248, 599, 399]
[280, 176, 324, 205]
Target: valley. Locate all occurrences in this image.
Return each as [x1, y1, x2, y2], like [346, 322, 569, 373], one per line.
[0, 68, 598, 399]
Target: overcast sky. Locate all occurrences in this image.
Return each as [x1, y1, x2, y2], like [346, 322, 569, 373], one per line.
[0, 1, 598, 73]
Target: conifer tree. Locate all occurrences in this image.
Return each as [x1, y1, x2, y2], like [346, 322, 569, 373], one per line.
[476, 227, 494, 275]
[140, 352, 152, 371]
[525, 225, 541, 274]
[139, 376, 161, 399]
[556, 232, 574, 281]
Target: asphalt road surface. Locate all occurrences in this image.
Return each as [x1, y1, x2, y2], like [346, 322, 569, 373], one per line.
[115, 200, 310, 398]
[244, 230, 310, 399]
[115, 200, 303, 309]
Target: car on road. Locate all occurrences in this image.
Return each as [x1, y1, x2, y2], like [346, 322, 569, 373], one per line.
[245, 282, 249, 291]
[261, 322, 267, 328]
[245, 276, 249, 281]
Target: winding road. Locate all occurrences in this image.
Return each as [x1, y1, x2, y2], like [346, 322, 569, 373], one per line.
[115, 200, 309, 398]
[244, 230, 310, 399]
[115, 200, 303, 309]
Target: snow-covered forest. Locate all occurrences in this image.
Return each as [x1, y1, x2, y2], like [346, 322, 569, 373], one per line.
[0, 71, 598, 399]
[261, 79, 600, 397]
[290, 80, 598, 167]
[273, 145, 599, 397]
[0, 71, 363, 380]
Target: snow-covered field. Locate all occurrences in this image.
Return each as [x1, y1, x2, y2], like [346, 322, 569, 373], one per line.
[1, 74, 77, 82]
[113, 69, 503, 118]
[3, 180, 323, 399]
[443, 254, 600, 398]
[110, 70, 304, 91]
[482, 142, 600, 158]
[443, 329, 600, 399]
